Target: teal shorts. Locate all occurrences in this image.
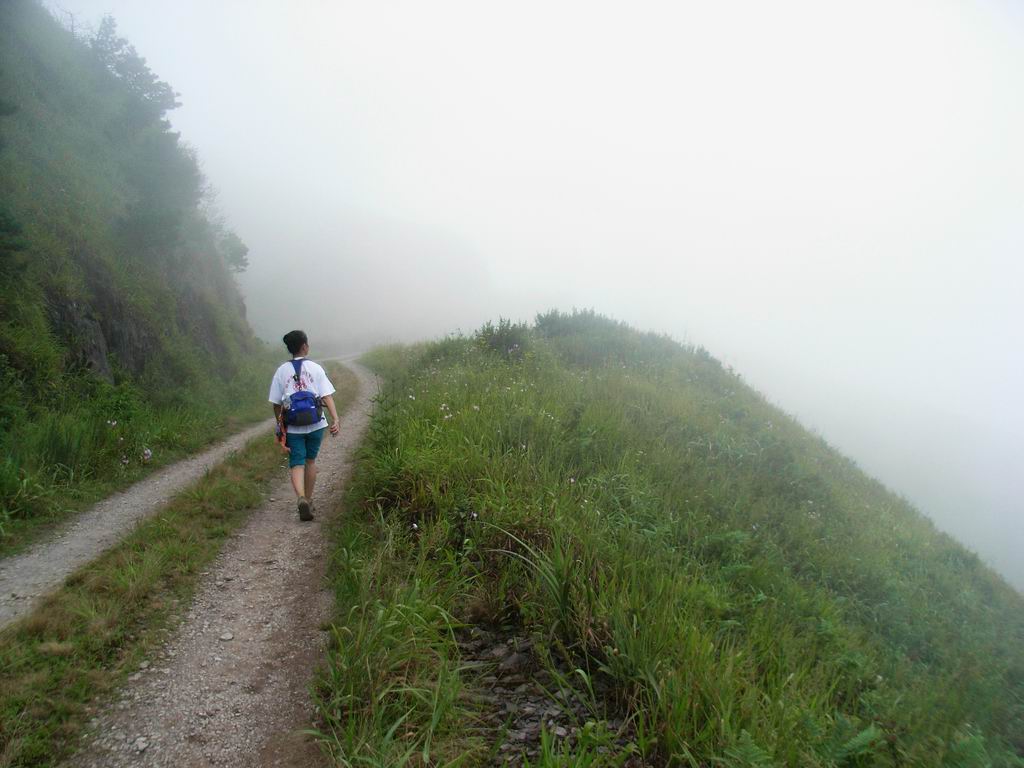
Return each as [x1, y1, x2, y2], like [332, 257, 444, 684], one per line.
[285, 428, 326, 468]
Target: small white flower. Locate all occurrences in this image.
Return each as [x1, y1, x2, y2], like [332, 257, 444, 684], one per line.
[142, 448, 153, 462]
[120, 455, 129, 465]
[472, 405, 480, 411]
[411, 522, 419, 531]
[408, 394, 416, 400]
[569, 477, 576, 484]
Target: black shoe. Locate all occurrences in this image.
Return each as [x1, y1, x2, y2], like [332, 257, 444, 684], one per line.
[297, 496, 313, 521]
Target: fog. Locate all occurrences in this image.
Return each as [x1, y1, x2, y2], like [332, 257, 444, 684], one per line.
[55, 1, 1023, 587]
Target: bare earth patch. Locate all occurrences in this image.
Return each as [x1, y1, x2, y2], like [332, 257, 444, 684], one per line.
[65, 364, 376, 768]
[460, 629, 650, 766]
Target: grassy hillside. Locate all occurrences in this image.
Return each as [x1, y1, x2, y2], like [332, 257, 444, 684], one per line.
[0, 1, 272, 545]
[317, 311, 1024, 766]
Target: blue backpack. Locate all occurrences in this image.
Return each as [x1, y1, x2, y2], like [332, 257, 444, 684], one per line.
[283, 359, 324, 427]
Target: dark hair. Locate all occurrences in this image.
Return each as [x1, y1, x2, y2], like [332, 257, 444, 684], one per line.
[283, 330, 308, 355]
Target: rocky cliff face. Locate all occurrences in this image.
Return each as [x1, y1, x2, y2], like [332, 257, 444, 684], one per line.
[47, 297, 114, 382]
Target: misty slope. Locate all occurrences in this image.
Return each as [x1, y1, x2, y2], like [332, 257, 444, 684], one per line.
[319, 311, 1024, 766]
[0, 1, 269, 536]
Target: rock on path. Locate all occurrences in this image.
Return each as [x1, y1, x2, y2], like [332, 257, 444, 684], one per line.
[66, 363, 377, 768]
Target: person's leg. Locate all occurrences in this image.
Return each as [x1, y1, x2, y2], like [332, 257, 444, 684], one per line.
[301, 428, 326, 511]
[290, 465, 305, 498]
[304, 459, 318, 499]
[285, 432, 311, 520]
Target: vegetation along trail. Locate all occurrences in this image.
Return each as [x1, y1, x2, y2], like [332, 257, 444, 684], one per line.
[66, 363, 376, 768]
[0, 420, 276, 629]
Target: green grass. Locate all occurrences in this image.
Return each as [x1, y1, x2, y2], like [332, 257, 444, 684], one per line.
[0, 351, 367, 557]
[318, 312, 1024, 766]
[0, 358, 274, 558]
[312, 508, 484, 767]
[0, 362, 359, 767]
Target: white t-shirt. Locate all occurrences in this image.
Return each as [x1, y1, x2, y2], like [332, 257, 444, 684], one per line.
[268, 358, 337, 434]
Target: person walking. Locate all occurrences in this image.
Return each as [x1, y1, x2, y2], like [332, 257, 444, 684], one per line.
[268, 330, 341, 521]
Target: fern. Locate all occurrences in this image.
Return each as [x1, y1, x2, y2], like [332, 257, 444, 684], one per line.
[836, 725, 883, 761]
[819, 717, 883, 765]
[721, 731, 775, 767]
[943, 728, 992, 768]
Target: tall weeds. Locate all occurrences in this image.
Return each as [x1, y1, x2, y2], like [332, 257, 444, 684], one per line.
[321, 312, 1024, 766]
[0, 356, 274, 554]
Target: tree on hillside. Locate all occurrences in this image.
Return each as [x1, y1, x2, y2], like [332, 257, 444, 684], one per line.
[219, 231, 249, 273]
[85, 18, 201, 260]
[90, 16, 179, 126]
[201, 196, 250, 274]
[118, 129, 203, 257]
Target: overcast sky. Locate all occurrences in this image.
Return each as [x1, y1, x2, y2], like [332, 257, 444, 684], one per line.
[54, 0, 1023, 587]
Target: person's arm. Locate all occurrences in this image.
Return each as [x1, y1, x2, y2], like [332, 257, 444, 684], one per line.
[322, 394, 341, 436]
[315, 365, 340, 436]
[268, 370, 284, 426]
[271, 403, 289, 453]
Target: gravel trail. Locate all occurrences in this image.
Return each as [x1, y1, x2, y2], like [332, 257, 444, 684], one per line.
[0, 419, 274, 629]
[66, 362, 376, 768]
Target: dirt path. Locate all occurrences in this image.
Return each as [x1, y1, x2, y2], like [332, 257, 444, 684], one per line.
[0, 419, 275, 629]
[66, 363, 376, 768]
